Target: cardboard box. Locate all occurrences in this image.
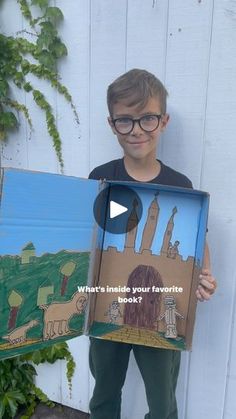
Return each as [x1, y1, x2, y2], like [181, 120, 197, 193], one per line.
[0, 168, 209, 359]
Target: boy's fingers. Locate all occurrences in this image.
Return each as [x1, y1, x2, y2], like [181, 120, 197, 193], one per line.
[196, 289, 204, 302]
[201, 269, 211, 275]
[199, 277, 216, 291]
[197, 285, 211, 301]
[197, 269, 217, 301]
[199, 272, 217, 291]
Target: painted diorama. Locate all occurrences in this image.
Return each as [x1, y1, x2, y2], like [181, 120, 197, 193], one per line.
[0, 168, 98, 360]
[0, 169, 209, 359]
[88, 182, 209, 350]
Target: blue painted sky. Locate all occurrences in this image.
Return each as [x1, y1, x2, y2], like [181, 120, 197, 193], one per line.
[103, 188, 204, 261]
[0, 170, 98, 256]
[0, 170, 208, 263]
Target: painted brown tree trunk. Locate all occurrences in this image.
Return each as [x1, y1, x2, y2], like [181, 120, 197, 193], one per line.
[8, 306, 18, 330]
[60, 261, 76, 296]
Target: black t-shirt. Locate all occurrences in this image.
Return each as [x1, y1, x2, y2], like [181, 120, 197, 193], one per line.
[89, 158, 192, 189]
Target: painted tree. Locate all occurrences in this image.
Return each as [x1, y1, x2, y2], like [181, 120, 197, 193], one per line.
[60, 261, 76, 296]
[8, 290, 23, 330]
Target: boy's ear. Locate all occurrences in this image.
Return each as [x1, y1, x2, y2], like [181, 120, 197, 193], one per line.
[160, 114, 170, 132]
[107, 116, 117, 135]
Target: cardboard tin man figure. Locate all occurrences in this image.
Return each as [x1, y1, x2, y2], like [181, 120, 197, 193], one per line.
[104, 300, 123, 324]
[159, 295, 184, 339]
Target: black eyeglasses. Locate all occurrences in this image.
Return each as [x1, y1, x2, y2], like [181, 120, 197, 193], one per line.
[111, 114, 162, 135]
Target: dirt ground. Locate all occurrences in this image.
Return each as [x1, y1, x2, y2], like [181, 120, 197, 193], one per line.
[16, 403, 90, 418]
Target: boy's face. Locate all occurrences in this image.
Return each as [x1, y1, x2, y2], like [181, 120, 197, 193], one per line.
[108, 96, 169, 162]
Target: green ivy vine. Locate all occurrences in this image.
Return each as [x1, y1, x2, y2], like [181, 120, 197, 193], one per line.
[0, 342, 76, 418]
[0, 0, 79, 171]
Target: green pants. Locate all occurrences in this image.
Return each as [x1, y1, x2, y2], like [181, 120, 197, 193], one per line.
[89, 338, 180, 419]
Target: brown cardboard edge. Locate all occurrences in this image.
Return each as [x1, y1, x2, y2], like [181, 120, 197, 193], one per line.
[84, 180, 108, 334]
[185, 264, 200, 350]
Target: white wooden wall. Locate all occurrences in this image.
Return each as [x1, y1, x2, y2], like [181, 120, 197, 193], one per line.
[1, 1, 236, 418]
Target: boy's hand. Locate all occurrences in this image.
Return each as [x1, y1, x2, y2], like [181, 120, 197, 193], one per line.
[196, 269, 217, 302]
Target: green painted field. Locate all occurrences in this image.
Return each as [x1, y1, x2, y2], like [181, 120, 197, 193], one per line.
[0, 248, 90, 359]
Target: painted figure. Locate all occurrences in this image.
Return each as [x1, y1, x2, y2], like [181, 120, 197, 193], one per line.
[159, 295, 184, 338]
[124, 264, 163, 329]
[167, 240, 180, 259]
[3, 319, 39, 345]
[40, 291, 87, 340]
[104, 300, 123, 323]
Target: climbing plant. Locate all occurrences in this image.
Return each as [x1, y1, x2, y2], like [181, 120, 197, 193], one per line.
[0, 0, 79, 171]
[0, 342, 76, 418]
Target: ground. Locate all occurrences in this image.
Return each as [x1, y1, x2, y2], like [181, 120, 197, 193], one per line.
[16, 403, 90, 418]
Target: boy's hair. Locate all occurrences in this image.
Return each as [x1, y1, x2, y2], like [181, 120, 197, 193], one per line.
[107, 68, 168, 116]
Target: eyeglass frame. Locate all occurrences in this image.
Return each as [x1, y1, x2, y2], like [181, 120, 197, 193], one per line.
[111, 114, 163, 135]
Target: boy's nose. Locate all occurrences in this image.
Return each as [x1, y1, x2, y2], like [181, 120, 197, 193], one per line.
[130, 120, 143, 135]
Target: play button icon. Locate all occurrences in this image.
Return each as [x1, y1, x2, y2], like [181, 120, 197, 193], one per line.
[110, 200, 128, 219]
[93, 184, 143, 234]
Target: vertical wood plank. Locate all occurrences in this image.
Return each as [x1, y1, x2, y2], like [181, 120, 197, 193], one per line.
[0, 0, 28, 169]
[55, 0, 90, 177]
[35, 361, 62, 403]
[61, 336, 91, 411]
[89, 0, 128, 171]
[24, 76, 59, 173]
[23, 4, 59, 173]
[186, 1, 236, 417]
[160, 0, 214, 188]
[224, 274, 236, 419]
[160, 2, 215, 418]
[126, 0, 169, 78]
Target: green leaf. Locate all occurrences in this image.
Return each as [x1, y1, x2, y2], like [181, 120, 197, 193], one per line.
[51, 40, 67, 58]
[37, 50, 55, 70]
[13, 72, 24, 86]
[7, 398, 18, 417]
[7, 389, 26, 404]
[2, 390, 25, 417]
[0, 395, 6, 417]
[45, 7, 64, 24]
[0, 112, 18, 129]
[21, 60, 30, 75]
[0, 129, 6, 140]
[37, 32, 51, 50]
[27, 349, 43, 365]
[0, 79, 9, 97]
[18, 0, 33, 24]
[39, 21, 57, 38]
[23, 82, 33, 92]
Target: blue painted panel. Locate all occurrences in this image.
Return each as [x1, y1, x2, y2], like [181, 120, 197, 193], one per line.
[0, 169, 98, 255]
[0, 168, 99, 360]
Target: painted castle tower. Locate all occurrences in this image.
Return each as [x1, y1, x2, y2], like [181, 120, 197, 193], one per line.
[161, 206, 177, 256]
[124, 198, 139, 249]
[139, 193, 160, 253]
[124, 193, 177, 256]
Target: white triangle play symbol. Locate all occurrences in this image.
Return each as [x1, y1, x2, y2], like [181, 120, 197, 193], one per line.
[110, 200, 128, 219]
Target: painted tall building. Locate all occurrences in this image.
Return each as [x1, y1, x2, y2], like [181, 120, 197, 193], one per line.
[139, 193, 160, 253]
[161, 207, 177, 256]
[124, 199, 139, 249]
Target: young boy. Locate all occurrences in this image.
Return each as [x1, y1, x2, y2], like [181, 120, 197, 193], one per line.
[88, 69, 216, 419]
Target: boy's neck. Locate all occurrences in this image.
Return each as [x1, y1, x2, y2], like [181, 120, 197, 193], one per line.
[123, 155, 161, 182]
